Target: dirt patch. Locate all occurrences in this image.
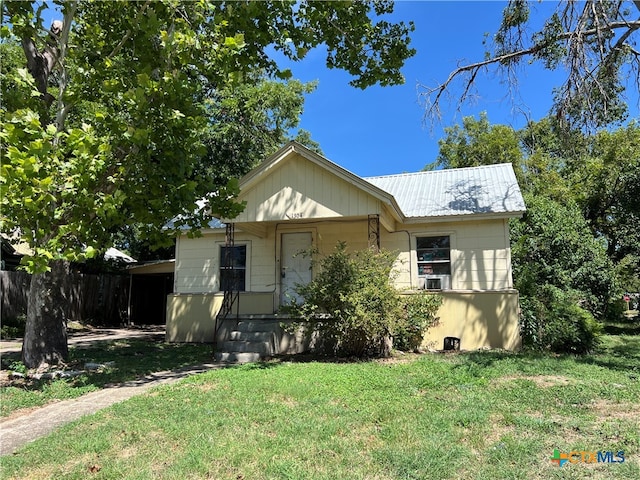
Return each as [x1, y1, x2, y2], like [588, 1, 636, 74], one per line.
[484, 413, 516, 445]
[493, 374, 574, 388]
[176, 381, 219, 393]
[1, 403, 55, 422]
[268, 393, 299, 408]
[374, 352, 423, 365]
[0, 370, 12, 387]
[590, 399, 640, 422]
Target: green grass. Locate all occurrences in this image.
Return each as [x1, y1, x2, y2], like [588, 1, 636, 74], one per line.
[1, 330, 639, 479]
[0, 340, 213, 417]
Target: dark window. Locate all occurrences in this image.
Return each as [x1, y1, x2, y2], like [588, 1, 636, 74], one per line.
[220, 245, 246, 291]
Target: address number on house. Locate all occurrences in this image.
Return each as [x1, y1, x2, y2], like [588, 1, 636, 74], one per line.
[286, 213, 304, 219]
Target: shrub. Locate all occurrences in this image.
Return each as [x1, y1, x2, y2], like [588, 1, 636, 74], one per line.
[394, 293, 442, 352]
[283, 242, 441, 357]
[520, 285, 602, 353]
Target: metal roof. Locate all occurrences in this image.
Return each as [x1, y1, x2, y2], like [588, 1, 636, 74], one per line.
[165, 199, 226, 230]
[364, 163, 526, 219]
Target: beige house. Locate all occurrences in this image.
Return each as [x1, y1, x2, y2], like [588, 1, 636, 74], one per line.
[166, 142, 526, 358]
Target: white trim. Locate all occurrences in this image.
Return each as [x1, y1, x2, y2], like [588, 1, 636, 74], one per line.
[411, 231, 456, 291]
[504, 218, 514, 289]
[403, 211, 525, 224]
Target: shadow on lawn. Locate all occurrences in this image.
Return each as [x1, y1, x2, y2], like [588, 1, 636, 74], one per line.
[575, 335, 640, 375]
[445, 320, 640, 378]
[602, 321, 640, 336]
[0, 338, 213, 393]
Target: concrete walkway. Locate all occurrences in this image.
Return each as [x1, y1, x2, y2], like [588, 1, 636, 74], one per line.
[0, 328, 222, 456]
[0, 326, 166, 354]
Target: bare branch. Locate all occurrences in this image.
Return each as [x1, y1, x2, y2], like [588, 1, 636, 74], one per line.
[420, 10, 640, 126]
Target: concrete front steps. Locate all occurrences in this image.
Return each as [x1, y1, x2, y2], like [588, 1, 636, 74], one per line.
[214, 317, 280, 363]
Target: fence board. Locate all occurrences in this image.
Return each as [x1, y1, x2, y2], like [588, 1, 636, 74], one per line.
[0, 271, 30, 320]
[1, 270, 129, 326]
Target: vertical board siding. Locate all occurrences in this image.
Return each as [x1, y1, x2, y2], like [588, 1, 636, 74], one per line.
[235, 154, 380, 223]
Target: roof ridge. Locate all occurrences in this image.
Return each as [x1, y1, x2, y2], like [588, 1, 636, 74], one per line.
[364, 163, 514, 180]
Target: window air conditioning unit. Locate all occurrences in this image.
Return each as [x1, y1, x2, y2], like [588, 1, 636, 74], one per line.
[424, 275, 450, 291]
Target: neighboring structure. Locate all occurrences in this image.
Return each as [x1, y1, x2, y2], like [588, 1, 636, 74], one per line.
[167, 142, 526, 355]
[128, 260, 175, 326]
[1, 237, 31, 271]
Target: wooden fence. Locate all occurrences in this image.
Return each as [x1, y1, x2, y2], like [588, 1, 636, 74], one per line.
[1, 270, 130, 327]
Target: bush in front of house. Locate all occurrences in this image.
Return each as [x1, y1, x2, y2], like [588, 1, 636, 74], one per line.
[394, 293, 442, 352]
[284, 242, 441, 357]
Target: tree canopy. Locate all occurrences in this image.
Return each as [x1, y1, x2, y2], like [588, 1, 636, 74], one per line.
[0, 0, 415, 368]
[1, 0, 415, 271]
[421, 0, 640, 130]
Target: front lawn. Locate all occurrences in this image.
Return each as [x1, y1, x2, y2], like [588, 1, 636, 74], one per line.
[0, 339, 213, 418]
[1, 331, 639, 479]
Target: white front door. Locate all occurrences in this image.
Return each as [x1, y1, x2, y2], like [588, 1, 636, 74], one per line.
[280, 232, 313, 305]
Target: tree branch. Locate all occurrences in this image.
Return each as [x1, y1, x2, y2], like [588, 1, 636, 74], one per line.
[420, 18, 640, 123]
[106, 0, 152, 61]
[53, 2, 78, 136]
[20, 21, 61, 111]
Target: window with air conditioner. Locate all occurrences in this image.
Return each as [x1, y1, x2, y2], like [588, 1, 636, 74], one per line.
[416, 236, 451, 290]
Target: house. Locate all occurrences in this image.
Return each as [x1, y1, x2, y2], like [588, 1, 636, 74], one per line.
[166, 142, 526, 357]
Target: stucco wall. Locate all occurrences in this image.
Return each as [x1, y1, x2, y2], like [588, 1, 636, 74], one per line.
[166, 292, 273, 342]
[165, 290, 521, 351]
[166, 292, 313, 353]
[423, 290, 521, 351]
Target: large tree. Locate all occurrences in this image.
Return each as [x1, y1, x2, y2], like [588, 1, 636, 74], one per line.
[1, 0, 415, 368]
[112, 75, 321, 262]
[429, 113, 637, 351]
[421, 0, 640, 130]
[426, 112, 524, 173]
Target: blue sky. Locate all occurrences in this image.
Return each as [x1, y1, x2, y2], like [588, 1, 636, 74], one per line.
[38, 1, 637, 177]
[279, 1, 639, 177]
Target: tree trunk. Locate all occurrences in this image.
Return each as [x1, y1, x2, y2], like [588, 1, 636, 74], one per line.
[22, 260, 70, 369]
